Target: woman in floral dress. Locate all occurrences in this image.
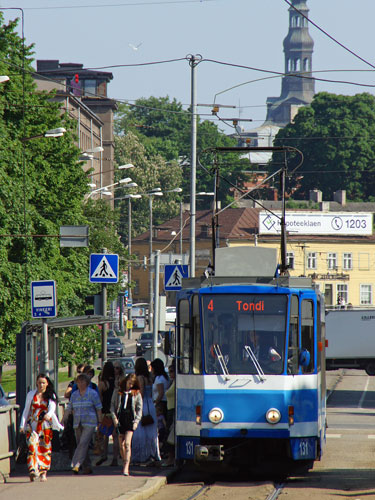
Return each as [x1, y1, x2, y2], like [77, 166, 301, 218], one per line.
[20, 374, 63, 482]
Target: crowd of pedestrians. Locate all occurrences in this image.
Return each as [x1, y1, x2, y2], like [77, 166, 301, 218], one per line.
[19, 355, 176, 482]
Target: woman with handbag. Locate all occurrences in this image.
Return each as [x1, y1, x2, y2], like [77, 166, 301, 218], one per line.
[96, 361, 119, 466]
[131, 357, 161, 464]
[20, 373, 63, 482]
[111, 374, 142, 475]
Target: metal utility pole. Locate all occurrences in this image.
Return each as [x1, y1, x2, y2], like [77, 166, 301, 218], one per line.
[153, 250, 160, 360]
[189, 54, 201, 278]
[41, 318, 49, 375]
[101, 283, 107, 367]
[148, 196, 154, 329]
[128, 196, 133, 339]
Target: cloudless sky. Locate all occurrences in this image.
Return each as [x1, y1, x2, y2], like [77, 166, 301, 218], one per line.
[1, 0, 375, 134]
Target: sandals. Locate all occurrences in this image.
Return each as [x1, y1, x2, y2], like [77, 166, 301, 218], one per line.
[40, 472, 47, 482]
[29, 471, 37, 482]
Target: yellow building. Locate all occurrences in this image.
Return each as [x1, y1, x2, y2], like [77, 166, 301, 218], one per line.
[130, 207, 375, 309]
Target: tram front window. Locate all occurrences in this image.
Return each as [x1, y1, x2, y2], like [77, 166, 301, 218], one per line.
[202, 294, 287, 375]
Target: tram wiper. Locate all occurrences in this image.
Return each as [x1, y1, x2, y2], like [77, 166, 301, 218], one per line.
[213, 343, 229, 377]
[244, 345, 266, 381]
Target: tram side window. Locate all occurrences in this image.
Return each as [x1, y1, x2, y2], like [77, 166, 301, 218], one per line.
[178, 299, 191, 374]
[192, 295, 202, 374]
[288, 295, 299, 375]
[301, 299, 314, 373]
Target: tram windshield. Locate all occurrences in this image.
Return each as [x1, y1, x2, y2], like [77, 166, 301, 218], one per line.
[202, 294, 287, 375]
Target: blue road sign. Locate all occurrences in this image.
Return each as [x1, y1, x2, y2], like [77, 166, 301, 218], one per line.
[31, 280, 57, 318]
[90, 254, 119, 283]
[164, 264, 189, 290]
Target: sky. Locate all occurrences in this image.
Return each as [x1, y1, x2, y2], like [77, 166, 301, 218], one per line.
[1, 0, 375, 135]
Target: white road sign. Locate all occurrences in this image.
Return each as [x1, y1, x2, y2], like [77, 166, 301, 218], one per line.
[259, 212, 373, 236]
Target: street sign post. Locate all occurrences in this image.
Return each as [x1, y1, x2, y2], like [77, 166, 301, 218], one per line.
[31, 280, 57, 318]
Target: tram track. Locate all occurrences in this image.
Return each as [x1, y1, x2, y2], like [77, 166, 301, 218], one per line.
[161, 480, 285, 500]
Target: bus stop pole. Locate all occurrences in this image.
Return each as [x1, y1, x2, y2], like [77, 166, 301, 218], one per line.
[42, 318, 49, 375]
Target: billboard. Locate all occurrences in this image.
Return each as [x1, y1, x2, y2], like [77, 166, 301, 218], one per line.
[259, 212, 373, 236]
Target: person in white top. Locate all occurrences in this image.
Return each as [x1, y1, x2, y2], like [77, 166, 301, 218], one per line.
[20, 374, 63, 482]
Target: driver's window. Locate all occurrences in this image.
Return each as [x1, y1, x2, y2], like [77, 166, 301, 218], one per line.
[301, 299, 314, 373]
[288, 295, 299, 374]
[192, 295, 202, 374]
[178, 299, 190, 374]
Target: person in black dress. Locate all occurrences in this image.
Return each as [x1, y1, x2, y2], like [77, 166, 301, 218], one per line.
[111, 374, 142, 475]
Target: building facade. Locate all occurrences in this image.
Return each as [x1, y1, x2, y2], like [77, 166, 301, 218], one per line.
[130, 205, 375, 309]
[34, 60, 117, 198]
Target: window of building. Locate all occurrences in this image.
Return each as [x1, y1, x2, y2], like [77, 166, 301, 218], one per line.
[303, 58, 310, 71]
[360, 284, 372, 305]
[359, 253, 370, 270]
[336, 284, 348, 305]
[84, 79, 97, 96]
[287, 252, 295, 269]
[327, 253, 337, 270]
[307, 252, 317, 270]
[343, 253, 352, 270]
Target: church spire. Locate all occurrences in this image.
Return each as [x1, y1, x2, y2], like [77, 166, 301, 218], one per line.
[265, 0, 315, 126]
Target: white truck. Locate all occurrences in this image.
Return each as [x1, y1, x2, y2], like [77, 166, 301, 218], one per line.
[326, 308, 375, 375]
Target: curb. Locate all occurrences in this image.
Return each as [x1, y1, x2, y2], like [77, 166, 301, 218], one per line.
[114, 475, 167, 500]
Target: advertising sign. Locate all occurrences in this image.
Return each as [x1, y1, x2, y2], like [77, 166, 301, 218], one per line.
[259, 212, 373, 236]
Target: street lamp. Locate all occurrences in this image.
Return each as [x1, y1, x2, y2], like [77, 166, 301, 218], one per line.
[85, 177, 133, 201]
[123, 194, 142, 339]
[147, 190, 163, 326]
[22, 127, 66, 142]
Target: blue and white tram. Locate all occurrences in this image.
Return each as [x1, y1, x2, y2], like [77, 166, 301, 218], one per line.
[174, 275, 326, 472]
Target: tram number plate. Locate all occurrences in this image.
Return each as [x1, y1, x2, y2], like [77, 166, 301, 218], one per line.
[177, 437, 200, 459]
[290, 437, 317, 460]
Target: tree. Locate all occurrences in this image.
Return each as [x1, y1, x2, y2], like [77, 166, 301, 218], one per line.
[0, 15, 128, 365]
[114, 132, 183, 243]
[273, 92, 375, 201]
[115, 97, 248, 207]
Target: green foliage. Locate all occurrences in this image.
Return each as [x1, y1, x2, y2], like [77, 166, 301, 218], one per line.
[0, 15, 128, 364]
[274, 92, 375, 200]
[115, 96, 249, 236]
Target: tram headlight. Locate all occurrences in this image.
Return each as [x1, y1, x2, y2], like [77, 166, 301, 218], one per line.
[266, 408, 281, 424]
[208, 407, 224, 424]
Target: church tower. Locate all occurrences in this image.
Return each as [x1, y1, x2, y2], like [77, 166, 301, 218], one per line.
[265, 0, 315, 126]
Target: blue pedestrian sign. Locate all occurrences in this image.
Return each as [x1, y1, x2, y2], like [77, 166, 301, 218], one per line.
[90, 254, 119, 283]
[31, 280, 57, 318]
[164, 264, 189, 290]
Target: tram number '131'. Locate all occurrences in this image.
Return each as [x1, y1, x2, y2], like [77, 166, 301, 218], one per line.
[178, 437, 200, 459]
[290, 437, 316, 460]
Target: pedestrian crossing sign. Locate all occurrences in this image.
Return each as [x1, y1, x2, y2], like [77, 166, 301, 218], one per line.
[164, 264, 189, 290]
[90, 254, 119, 283]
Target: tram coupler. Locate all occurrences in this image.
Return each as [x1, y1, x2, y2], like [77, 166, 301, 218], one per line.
[194, 444, 224, 462]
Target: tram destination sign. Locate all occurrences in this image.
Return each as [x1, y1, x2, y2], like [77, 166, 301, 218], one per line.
[259, 211, 373, 236]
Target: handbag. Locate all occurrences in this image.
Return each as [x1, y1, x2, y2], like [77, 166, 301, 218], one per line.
[98, 414, 114, 436]
[141, 398, 154, 427]
[15, 433, 28, 464]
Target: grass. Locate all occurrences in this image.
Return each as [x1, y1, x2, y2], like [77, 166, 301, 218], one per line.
[1, 367, 73, 393]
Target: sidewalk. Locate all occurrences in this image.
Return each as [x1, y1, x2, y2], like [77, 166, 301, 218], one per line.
[1, 462, 176, 500]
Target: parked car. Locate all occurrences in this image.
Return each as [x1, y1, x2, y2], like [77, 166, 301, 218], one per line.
[0, 384, 15, 406]
[165, 306, 176, 324]
[107, 337, 125, 357]
[136, 332, 162, 357]
[112, 356, 136, 375]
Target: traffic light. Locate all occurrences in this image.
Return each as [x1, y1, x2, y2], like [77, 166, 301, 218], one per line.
[85, 294, 103, 315]
[74, 73, 79, 84]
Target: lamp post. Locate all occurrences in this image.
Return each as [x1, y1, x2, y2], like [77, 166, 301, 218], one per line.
[85, 177, 133, 201]
[123, 194, 142, 339]
[147, 189, 163, 328]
